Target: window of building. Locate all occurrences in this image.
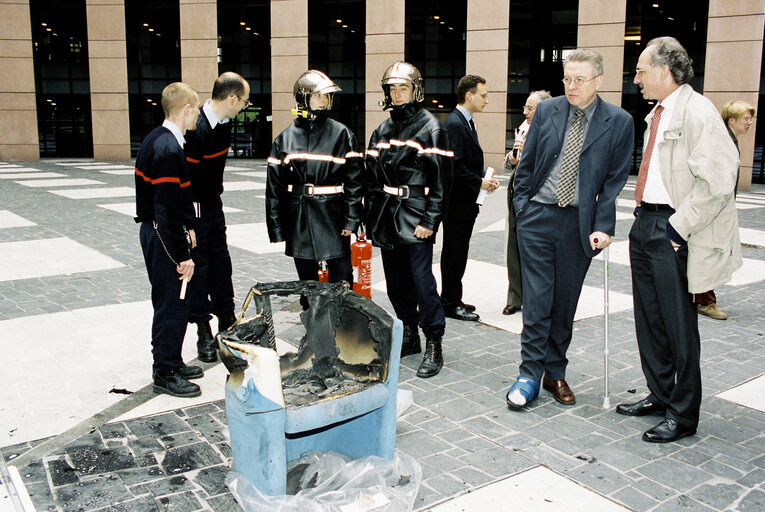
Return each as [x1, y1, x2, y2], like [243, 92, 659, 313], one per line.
[218, 0, 271, 158]
[125, 1, 181, 156]
[308, 0, 365, 142]
[30, 0, 92, 157]
[622, 0, 709, 173]
[506, 1, 578, 151]
[405, 1, 467, 121]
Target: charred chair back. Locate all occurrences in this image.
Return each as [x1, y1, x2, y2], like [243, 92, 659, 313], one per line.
[219, 281, 403, 495]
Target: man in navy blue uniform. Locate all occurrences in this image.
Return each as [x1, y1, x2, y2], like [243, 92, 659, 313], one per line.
[184, 72, 250, 363]
[506, 49, 634, 409]
[135, 82, 202, 398]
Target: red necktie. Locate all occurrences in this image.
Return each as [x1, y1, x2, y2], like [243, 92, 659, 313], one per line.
[634, 105, 664, 205]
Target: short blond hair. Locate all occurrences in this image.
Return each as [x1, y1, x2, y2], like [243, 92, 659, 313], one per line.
[721, 100, 755, 125]
[161, 82, 198, 118]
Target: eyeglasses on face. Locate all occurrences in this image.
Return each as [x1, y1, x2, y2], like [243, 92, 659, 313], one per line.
[236, 95, 252, 108]
[561, 76, 597, 87]
[634, 65, 654, 78]
[523, 104, 535, 111]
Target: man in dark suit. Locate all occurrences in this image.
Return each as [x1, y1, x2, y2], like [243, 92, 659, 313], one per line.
[506, 49, 634, 410]
[440, 75, 499, 321]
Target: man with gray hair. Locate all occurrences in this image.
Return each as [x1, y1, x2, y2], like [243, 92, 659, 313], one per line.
[616, 37, 741, 443]
[506, 48, 634, 410]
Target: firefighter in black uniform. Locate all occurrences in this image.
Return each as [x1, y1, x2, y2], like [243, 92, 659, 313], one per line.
[135, 82, 202, 398]
[266, 70, 364, 284]
[365, 61, 453, 378]
[184, 72, 250, 363]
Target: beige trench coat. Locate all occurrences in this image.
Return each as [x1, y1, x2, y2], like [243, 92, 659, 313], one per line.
[648, 84, 743, 293]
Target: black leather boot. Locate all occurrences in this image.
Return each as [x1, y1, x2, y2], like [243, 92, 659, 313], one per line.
[416, 337, 443, 378]
[217, 311, 237, 332]
[196, 322, 217, 363]
[153, 368, 201, 397]
[401, 324, 421, 357]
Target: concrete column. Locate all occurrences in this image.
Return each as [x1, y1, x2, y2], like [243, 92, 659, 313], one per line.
[0, 0, 38, 161]
[365, 0, 405, 144]
[577, 0, 627, 107]
[179, 0, 218, 101]
[270, 0, 308, 139]
[86, 0, 130, 161]
[466, 0, 510, 172]
[703, 0, 765, 192]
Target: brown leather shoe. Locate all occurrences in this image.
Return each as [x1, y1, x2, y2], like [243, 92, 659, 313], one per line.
[542, 377, 576, 405]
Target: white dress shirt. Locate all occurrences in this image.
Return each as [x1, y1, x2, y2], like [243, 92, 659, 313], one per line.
[162, 119, 186, 149]
[641, 87, 682, 206]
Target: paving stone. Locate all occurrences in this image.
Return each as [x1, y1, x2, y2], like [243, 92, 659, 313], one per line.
[564, 460, 633, 495]
[699, 458, 746, 480]
[458, 447, 535, 478]
[124, 413, 190, 439]
[67, 445, 138, 476]
[396, 429, 455, 459]
[423, 472, 470, 499]
[737, 488, 765, 512]
[652, 494, 717, 511]
[24, 480, 59, 511]
[117, 465, 166, 486]
[156, 490, 203, 511]
[47, 458, 79, 486]
[184, 414, 228, 445]
[92, 494, 159, 512]
[54, 473, 134, 511]
[161, 442, 224, 475]
[141, 475, 196, 497]
[611, 485, 660, 511]
[737, 467, 765, 487]
[193, 465, 230, 497]
[17, 460, 47, 484]
[687, 481, 747, 510]
[635, 458, 713, 490]
[159, 431, 203, 449]
[450, 466, 494, 487]
[205, 492, 243, 511]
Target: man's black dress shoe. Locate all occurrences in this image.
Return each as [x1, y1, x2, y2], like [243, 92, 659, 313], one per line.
[461, 303, 476, 312]
[502, 305, 521, 315]
[642, 418, 696, 443]
[445, 305, 479, 321]
[616, 397, 667, 417]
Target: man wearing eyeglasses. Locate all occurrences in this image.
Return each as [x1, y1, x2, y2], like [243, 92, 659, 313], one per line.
[616, 37, 741, 443]
[184, 72, 250, 363]
[505, 49, 633, 410]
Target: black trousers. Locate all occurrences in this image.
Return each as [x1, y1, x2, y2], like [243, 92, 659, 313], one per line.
[439, 213, 477, 308]
[140, 222, 190, 372]
[382, 243, 445, 340]
[294, 255, 352, 284]
[629, 209, 701, 428]
[516, 202, 591, 381]
[189, 198, 235, 324]
[506, 185, 523, 309]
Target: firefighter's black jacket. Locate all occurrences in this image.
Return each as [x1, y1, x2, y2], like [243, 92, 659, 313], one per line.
[365, 102, 453, 249]
[266, 114, 364, 260]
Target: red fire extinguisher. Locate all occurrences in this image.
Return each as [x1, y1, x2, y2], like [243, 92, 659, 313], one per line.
[351, 233, 372, 298]
[317, 260, 329, 282]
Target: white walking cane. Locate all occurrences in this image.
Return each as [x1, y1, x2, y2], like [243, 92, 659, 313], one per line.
[602, 245, 611, 409]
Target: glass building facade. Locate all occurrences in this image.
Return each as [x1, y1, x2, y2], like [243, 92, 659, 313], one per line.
[405, 1, 467, 121]
[30, 0, 92, 157]
[125, 1, 181, 156]
[218, 0, 271, 157]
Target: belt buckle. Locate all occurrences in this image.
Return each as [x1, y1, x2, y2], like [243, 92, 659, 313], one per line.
[304, 183, 315, 196]
[398, 185, 410, 199]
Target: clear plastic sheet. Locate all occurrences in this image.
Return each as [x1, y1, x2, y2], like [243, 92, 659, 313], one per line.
[226, 450, 422, 512]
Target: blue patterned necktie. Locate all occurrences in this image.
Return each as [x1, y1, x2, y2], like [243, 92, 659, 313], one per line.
[556, 109, 585, 207]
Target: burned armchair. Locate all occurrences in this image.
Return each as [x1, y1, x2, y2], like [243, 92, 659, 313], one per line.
[218, 281, 403, 495]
